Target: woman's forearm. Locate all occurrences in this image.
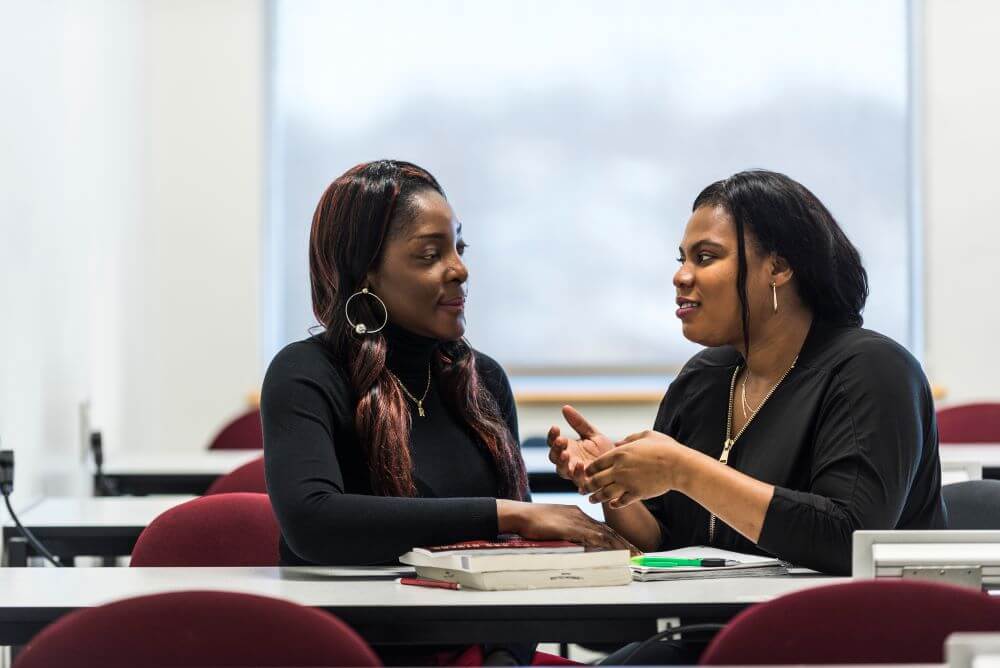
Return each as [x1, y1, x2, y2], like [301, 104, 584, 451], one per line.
[674, 447, 774, 543]
[602, 501, 662, 552]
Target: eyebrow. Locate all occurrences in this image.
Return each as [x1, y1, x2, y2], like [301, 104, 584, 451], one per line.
[679, 239, 725, 254]
[409, 223, 463, 242]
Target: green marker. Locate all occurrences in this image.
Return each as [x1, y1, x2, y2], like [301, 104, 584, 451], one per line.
[631, 556, 739, 567]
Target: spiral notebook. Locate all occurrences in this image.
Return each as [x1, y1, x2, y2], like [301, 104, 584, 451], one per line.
[630, 546, 788, 581]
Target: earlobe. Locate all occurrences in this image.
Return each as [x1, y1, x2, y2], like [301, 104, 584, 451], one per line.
[771, 256, 793, 287]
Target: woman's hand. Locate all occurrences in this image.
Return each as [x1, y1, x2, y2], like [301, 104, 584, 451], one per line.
[583, 430, 691, 508]
[547, 405, 614, 490]
[496, 499, 640, 555]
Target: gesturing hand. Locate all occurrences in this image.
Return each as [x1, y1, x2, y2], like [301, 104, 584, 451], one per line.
[547, 405, 614, 491]
[583, 430, 688, 508]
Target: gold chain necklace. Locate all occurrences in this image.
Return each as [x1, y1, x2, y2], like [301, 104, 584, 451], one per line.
[391, 364, 432, 418]
[708, 355, 798, 543]
[741, 373, 762, 419]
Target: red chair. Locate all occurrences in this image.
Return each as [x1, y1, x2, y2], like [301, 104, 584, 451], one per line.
[445, 645, 580, 665]
[937, 403, 1000, 443]
[700, 579, 1000, 664]
[130, 493, 278, 566]
[130, 494, 577, 665]
[208, 408, 263, 449]
[532, 653, 580, 665]
[205, 456, 266, 495]
[13, 590, 380, 668]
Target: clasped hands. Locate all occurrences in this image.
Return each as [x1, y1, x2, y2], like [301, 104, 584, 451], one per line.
[547, 405, 689, 508]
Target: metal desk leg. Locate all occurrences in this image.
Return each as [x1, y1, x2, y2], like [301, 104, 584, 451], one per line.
[4, 536, 28, 567]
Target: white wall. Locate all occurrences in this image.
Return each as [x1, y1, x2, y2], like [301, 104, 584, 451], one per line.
[0, 0, 144, 505]
[923, 0, 1000, 404]
[0, 0, 264, 514]
[116, 1, 265, 454]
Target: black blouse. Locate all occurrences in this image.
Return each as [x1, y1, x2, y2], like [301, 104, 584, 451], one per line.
[261, 324, 533, 663]
[643, 320, 947, 575]
[261, 323, 519, 566]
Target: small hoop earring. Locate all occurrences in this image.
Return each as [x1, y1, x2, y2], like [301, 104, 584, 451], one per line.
[771, 282, 778, 313]
[344, 288, 388, 335]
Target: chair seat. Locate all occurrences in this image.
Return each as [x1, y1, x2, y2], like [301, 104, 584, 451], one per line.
[943, 479, 1000, 529]
[700, 579, 1000, 664]
[130, 492, 279, 567]
[208, 408, 263, 449]
[205, 456, 266, 494]
[14, 590, 380, 667]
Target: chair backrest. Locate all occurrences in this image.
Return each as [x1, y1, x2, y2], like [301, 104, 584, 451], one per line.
[521, 436, 547, 449]
[208, 408, 263, 449]
[938, 403, 1000, 443]
[205, 456, 266, 495]
[700, 579, 1000, 664]
[14, 590, 380, 668]
[130, 493, 279, 566]
[944, 480, 1000, 529]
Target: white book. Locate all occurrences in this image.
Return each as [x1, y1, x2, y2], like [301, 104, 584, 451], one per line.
[631, 546, 788, 581]
[415, 564, 633, 590]
[401, 547, 630, 573]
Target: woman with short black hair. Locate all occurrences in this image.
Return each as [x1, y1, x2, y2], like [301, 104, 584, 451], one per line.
[549, 169, 946, 578]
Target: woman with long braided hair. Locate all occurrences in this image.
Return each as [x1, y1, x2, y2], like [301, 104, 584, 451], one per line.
[262, 160, 630, 664]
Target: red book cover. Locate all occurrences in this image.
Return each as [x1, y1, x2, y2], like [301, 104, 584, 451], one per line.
[421, 537, 581, 553]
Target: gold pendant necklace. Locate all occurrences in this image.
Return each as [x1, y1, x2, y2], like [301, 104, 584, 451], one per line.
[393, 363, 432, 418]
[708, 355, 798, 543]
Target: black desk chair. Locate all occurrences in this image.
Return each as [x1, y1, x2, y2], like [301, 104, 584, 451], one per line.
[943, 480, 1000, 529]
[522, 436, 547, 449]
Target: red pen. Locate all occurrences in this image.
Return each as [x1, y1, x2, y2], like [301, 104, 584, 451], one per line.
[397, 577, 462, 590]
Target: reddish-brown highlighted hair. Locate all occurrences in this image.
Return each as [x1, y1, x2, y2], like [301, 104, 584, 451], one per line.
[308, 160, 528, 500]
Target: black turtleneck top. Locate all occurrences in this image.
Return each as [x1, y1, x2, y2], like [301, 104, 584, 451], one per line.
[261, 323, 519, 566]
[644, 321, 947, 575]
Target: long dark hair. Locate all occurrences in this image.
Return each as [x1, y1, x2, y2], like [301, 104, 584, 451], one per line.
[309, 160, 528, 500]
[693, 170, 869, 358]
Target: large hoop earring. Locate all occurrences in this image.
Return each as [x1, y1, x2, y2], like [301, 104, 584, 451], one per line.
[771, 282, 778, 313]
[344, 288, 388, 335]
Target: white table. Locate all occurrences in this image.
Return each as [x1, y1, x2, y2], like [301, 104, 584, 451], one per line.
[941, 459, 984, 486]
[941, 445, 1000, 479]
[2, 495, 195, 567]
[0, 489, 602, 569]
[0, 566, 841, 646]
[96, 450, 262, 496]
[0, 491, 597, 567]
[97, 448, 564, 494]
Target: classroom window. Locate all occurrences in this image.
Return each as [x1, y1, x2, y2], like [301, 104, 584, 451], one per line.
[267, 0, 914, 378]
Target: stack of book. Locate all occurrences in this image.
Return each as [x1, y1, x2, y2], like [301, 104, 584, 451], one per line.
[398, 536, 632, 591]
